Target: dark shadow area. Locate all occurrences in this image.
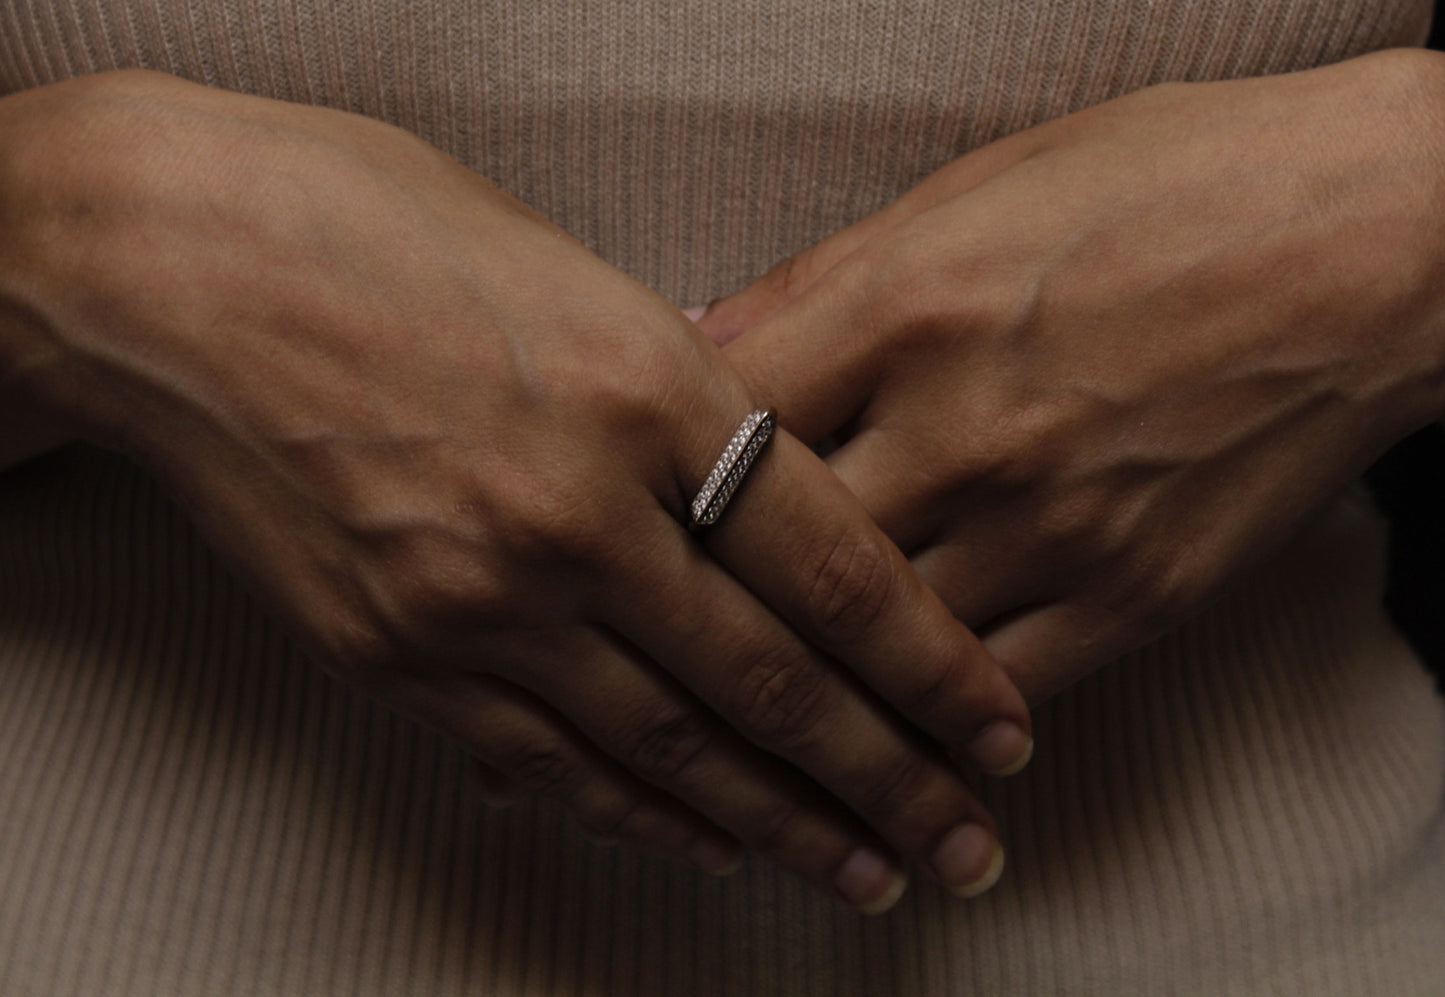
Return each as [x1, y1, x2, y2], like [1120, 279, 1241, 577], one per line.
[1361, 4, 1445, 688]
[1364, 425, 1445, 689]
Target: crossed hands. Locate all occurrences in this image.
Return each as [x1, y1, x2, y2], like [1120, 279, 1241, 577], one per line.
[5, 51, 1444, 913]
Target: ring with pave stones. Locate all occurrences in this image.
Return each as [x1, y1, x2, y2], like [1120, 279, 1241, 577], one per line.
[689, 409, 777, 530]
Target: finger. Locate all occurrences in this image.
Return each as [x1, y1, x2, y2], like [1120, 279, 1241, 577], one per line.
[716, 250, 888, 446]
[606, 524, 1008, 901]
[398, 671, 745, 876]
[822, 428, 1053, 624]
[696, 126, 1049, 346]
[910, 541, 1049, 632]
[981, 601, 1134, 706]
[823, 425, 952, 552]
[502, 626, 925, 911]
[693, 237, 875, 348]
[669, 419, 1034, 776]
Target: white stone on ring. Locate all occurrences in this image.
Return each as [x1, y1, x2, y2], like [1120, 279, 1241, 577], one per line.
[689, 409, 777, 529]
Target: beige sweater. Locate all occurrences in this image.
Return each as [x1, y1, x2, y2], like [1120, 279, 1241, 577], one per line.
[1, 1, 1442, 994]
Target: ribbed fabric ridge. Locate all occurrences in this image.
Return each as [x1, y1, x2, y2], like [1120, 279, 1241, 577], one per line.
[4, 449, 1439, 995]
[2, 1, 1443, 993]
[0, 0, 1432, 305]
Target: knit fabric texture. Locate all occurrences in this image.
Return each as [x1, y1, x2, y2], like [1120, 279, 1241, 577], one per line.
[1, 1, 1442, 994]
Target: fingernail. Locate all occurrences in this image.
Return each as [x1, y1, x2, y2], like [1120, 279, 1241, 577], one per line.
[688, 834, 745, 876]
[931, 824, 1005, 898]
[682, 304, 708, 322]
[835, 847, 908, 914]
[969, 722, 1033, 776]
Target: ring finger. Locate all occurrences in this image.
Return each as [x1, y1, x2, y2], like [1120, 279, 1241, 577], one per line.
[490, 626, 917, 912]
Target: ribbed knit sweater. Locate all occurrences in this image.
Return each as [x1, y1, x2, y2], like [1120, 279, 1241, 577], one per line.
[1, 1, 1442, 994]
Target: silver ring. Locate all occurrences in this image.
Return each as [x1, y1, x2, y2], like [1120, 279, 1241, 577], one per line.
[689, 409, 777, 530]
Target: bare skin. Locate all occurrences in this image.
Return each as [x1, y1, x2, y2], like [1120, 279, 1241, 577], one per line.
[699, 49, 1445, 702]
[0, 70, 1032, 911]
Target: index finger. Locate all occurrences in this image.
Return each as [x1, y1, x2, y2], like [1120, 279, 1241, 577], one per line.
[681, 419, 1033, 776]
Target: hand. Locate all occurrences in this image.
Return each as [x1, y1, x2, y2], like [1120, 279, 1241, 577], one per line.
[697, 50, 1445, 703]
[0, 70, 1032, 909]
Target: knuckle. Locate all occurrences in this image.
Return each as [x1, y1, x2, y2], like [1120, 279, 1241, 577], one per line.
[623, 710, 716, 784]
[492, 739, 579, 795]
[852, 751, 935, 828]
[363, 539, 518, 646]
[866, 228, 1032, 351]
[1067, 483, 1145, 561]
[898, 654, 969, 720]
[866, 236, 968, 334]
[935, 409, 1057, 498]
[569, 324, 679, 424]
[1033, 497, 1099, 560]
[741, 801, 807, 856]
[771, 251, 812, 300]
[734, 644, 834, 749]
[573, 794, 649, 841]
[317, 615, 399, 691]
[1126, 545, 1211, 631]
[804, 528, 897, 640]
[508, 483, 603, 558]
[488, 470, 625, 577]
[402, 543, 511, 623]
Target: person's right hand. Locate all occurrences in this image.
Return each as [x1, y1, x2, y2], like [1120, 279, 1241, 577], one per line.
[0, 70, 1031, 910]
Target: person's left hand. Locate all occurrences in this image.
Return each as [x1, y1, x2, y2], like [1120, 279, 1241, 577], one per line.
[694, 49, 1445, 702]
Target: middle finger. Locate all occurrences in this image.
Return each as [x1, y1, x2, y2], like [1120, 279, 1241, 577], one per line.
[605, 510, 1010, 901]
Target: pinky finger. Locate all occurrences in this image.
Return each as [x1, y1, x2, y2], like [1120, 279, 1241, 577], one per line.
[407, 673, 744, 876]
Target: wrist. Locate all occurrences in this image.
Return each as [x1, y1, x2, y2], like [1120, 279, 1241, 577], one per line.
[0, 83, 90, 467]
[1308, 49, 1445, 431]
[0, 71, 193, 460]
[1365, 48, 1445, 425]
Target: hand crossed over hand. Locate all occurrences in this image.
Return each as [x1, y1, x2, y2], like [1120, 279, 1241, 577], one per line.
[699, 51, 1445, 703]
[1, 69, 1034, 912]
